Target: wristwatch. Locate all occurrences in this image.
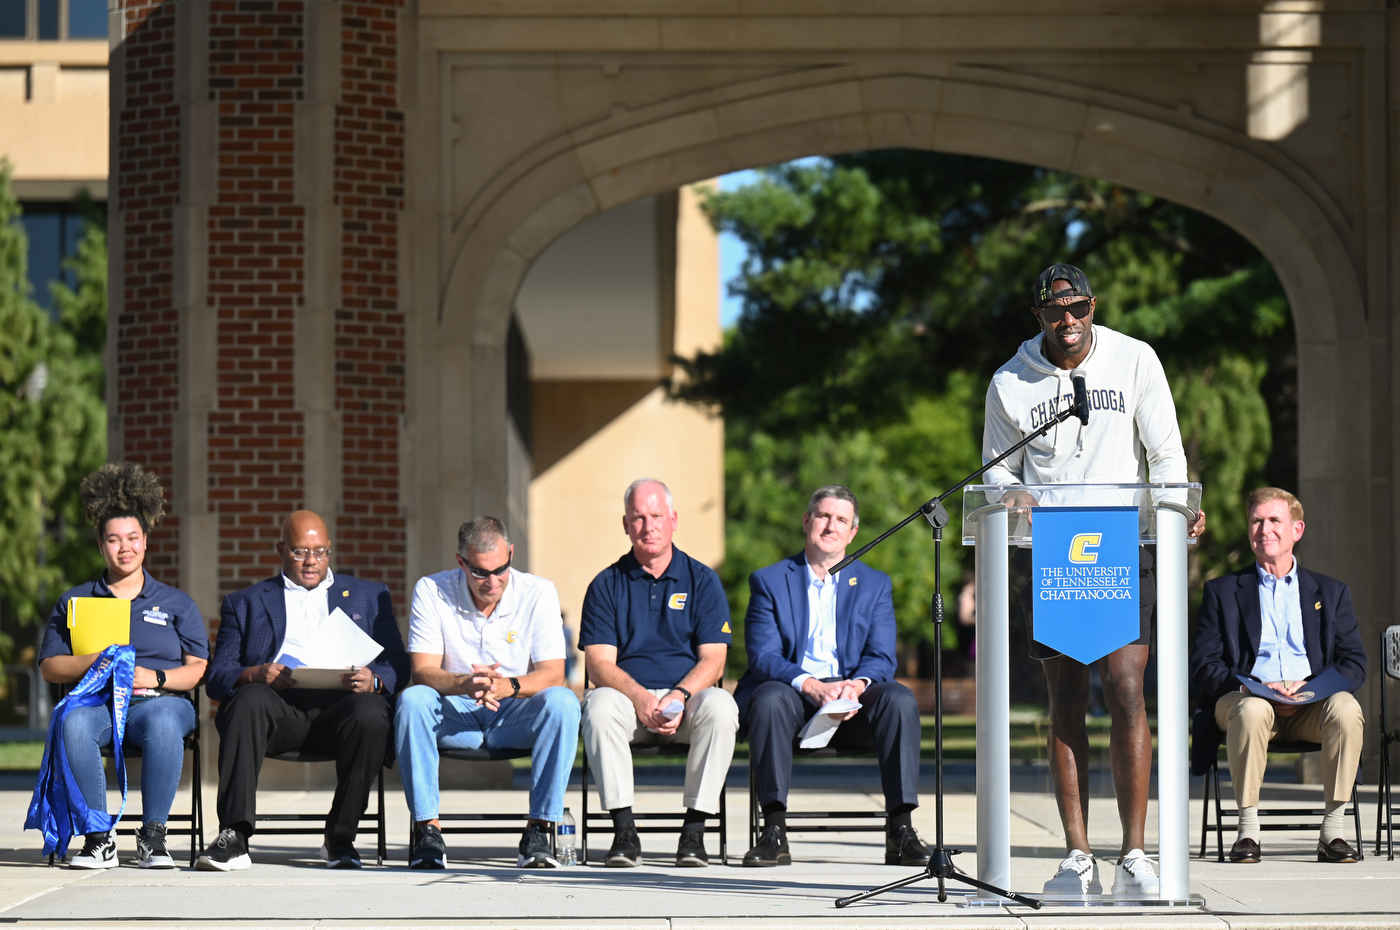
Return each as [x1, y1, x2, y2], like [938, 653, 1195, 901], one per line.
[509, 677, 521, 698]
[155, 668, 167, 689]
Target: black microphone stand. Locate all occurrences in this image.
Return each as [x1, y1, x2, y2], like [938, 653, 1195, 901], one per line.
[833, 393, 1088, 909]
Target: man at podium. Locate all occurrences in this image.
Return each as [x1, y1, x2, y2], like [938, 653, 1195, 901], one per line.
[981, 263, 1206, 898]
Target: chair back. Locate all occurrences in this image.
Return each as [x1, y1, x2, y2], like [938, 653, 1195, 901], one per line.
[1384, 625, 1400, 681]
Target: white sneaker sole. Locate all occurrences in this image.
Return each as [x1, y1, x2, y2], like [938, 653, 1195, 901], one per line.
[195, 853, 251, 871]
[137, 855, 176, 869]
[68, 858, 118, 870]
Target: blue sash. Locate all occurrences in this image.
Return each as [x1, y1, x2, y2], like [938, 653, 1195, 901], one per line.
[25, 645, 135, 857]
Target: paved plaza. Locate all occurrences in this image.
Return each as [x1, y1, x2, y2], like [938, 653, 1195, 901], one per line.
[1, 763, 1397, 929]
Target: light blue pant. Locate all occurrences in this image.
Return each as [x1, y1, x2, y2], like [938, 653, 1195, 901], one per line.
[59, 694, 196, 826]
[394, 683, 579, 824]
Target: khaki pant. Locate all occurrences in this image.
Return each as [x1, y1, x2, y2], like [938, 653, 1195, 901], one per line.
[1213, 690, 1364, 808]
[581, 686, 738, 814]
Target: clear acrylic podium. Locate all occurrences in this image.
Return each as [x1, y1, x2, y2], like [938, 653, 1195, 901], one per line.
[962, 482, 1204, 907]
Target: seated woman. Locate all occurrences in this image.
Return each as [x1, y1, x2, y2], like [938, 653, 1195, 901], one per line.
[37, 463, 209, 869]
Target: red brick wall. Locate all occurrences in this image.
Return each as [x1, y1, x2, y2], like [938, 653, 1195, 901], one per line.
[116, 0, 407, 610]
[207, 0, 307, 592]
[114, 0, 181, 584]
[334, 1, 406, 609]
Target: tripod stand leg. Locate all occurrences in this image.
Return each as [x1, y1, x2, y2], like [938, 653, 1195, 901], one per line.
[835, 863, 943, 908]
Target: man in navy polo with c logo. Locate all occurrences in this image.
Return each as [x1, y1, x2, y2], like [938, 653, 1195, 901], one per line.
[580, 478, 738, 868]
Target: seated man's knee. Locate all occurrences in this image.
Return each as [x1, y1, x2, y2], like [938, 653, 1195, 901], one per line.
[1324, 691, 1365, 738]
[220, 681, 282, 718]
[871, 681, 919, 719]
[582, 686, 632, 736]
[746, 681, 798, 726]
[1228, 696, 1274, 734]
[691, 688, 739, 732]
[394, 683, 441, 724]
[538, 685, 581, 723]
[345, 692, 391, 732]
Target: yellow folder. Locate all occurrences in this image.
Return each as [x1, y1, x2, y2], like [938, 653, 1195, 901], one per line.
[67, 597, 131, 655]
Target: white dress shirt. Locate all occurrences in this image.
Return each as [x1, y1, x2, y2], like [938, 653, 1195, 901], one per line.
[792, 560, 840, 689]
[277, 568, 334, 661]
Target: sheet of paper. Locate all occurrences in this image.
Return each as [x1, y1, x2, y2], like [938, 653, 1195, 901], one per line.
[659, 699, 684, 719]
[68, 597, 131, 655]
[277, 607, 384, 669]
[797, 697, 862, 749]
[1236, 669, 1349, 706]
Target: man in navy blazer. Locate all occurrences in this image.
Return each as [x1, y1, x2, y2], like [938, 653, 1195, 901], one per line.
[197, 510, 408, 871]
[1190, 487, 1366, 865]
[734, 485, 929, 867]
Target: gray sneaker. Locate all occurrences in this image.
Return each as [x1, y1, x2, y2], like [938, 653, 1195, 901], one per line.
[135, 822, 175, 869]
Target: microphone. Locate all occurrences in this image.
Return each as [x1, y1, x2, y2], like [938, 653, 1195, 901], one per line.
[1071, 370, 1089, 425]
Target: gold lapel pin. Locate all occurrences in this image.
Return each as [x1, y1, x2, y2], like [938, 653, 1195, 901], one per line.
[1314, 601, 1322, 611]
[848, 577, 858, 586]
[343, 590, 350, 598]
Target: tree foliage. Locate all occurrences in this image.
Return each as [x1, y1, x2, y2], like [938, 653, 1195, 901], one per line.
[0, 161, 106, 668]
[675, 151, 1294, 675]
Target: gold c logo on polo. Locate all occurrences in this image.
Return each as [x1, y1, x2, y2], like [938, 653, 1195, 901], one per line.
[667, 593, 688, 610]
[1068, 533, 1102, 564]
[505, 631, 518, 644]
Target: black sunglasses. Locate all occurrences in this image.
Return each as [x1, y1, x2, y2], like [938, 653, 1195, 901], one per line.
[461, 556, 511, 580]
[1035, 299, 1093, 324]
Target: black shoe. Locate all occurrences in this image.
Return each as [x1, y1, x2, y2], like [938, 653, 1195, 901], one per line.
[605, 825, 641, 868]
[409, 822, 447, 870]
[322, 838, 362, 869]
[742, 823, 791, 867]
[517, 821, 560, 868]
[1228, 837, 1261, 863]
[676, 829, 709, 867]
[885, 824, 931, 866]
[135, 823, 174, 869]
[1317, 837, 1360, 863]
[196, 827, 251, 872]
[69, 832, 117, 870]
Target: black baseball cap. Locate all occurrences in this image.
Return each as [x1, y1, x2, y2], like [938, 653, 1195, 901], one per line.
[1034, 263, 1093, 306]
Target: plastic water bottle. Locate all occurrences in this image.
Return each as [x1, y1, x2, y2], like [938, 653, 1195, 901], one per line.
[556, 807, 577, 866]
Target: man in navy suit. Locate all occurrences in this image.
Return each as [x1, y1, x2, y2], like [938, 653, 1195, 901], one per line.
[1190, 487, 1366, 865]
[734, 485, 929, 867]
[198, 510, 408, 871]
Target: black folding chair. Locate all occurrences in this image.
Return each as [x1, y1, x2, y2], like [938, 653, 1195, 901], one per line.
[1374, 624, 1400, 858]
[746, 746, 886, 849]
[47, 687, 204, 867]
[1199, 739, 1363, 862]
[254, 750, 389, 865]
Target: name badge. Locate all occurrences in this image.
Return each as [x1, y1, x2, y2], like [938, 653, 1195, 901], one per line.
[142, 606, 170, 626]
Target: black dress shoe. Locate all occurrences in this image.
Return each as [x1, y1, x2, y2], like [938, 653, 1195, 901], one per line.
[1228, 837, 1260, 863]
[742, 823, 791, 867]
[885, 824, 932, 866]
[605, 825, 642, 867]
[1317, 837, 1360, 863]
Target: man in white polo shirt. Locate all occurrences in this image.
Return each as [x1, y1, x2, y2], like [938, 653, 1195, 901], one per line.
[395, 517, 579, 869]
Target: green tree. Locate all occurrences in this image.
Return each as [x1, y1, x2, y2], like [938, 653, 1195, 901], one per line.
[0, 161, 106, 671]
[677, 152, 1294, 676]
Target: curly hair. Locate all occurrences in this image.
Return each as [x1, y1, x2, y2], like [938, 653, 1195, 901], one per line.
[80, 463, 167, 539]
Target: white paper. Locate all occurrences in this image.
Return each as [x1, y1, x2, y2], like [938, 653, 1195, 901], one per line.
[797, 698, 861, 749]
[277, 607, 384, 669]
[659, 699, 684, 719]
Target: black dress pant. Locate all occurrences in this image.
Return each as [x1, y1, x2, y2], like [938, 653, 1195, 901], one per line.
[743, 678, 920, 812]
[214, 684, 391, 844]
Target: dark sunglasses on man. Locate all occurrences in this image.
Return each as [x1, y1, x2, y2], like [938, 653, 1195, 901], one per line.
[1035, 298, 1093, 324]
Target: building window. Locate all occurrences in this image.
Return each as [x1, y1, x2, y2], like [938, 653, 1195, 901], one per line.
[2, 0, 107, 41]
[20, 201, 103, 313]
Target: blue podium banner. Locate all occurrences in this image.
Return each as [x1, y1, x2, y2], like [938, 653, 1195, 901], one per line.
[1031, 506, 1140, 665]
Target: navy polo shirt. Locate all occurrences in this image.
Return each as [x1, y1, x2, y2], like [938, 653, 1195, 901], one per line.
[579, 547, 731, 689]
[39, 571, 210, 672]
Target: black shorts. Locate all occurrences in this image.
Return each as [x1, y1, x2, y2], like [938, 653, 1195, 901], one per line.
[1009, 545, 1156, 663]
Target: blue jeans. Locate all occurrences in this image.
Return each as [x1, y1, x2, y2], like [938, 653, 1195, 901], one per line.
[394, 683, 579, 824]
[59, 694, 196, 826]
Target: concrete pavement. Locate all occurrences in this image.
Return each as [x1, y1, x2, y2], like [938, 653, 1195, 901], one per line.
[1, 762, 1397, 928]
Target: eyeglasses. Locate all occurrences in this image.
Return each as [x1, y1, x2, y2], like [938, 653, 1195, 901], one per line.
[288, 547, 331, 562]
[1035, 299, 1093, 323]
[462, 557, 511, 580]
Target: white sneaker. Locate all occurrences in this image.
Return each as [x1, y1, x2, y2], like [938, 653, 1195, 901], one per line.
[1042, 849, 1101, 897]
[1113, 848, 1159, 898]
[70, 832, 118, 869]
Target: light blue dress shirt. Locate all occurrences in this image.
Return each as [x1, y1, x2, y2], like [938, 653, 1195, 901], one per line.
[791, 561, 840, 688]
[1249, 558, 1313, 683]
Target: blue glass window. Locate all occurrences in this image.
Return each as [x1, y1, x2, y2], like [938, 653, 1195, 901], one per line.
[68, 0, 106, 38]
[20, 205, 87, 312]
[0, 5, 24, 38]
[38, 0, 59, 40]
